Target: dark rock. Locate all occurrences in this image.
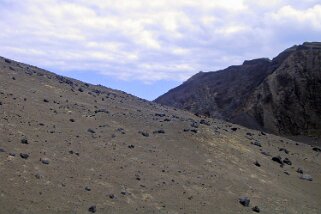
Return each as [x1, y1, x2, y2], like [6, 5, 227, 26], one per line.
[260, 132, 266, 136]
[85, 186, 91, 191]
[155, 113, 166, 117]
[183, 128, 190, 132]
[300, 174, 313, 181]
[0, 148, 5, 153]
[261, 151, 271, 156]
[94, 109, 109, 114]
[254, 161, 261, 167]
[87, 128, 96, 134]
[153, 129, 165, 134]
[231, 127, 238, 131]
[43, 99, 49, 103]
[251, 141, 262, 147]
[109, 194, 115, 199]
[88, 205, 96, 213]
[4, 59, 11, 63]
[139, 131, 149, 137]
[128, 145, 135, 149]
[312, 147, 321, 152]
[21, 138, 29, 144]
[279, 148, 289, 154]
[272, 156, 283, 164]
[296, 168, 303, 174]
[200, 119, 210, 126]
[69, 119, 75, 122]
[191, 122, 199, 128]
[239, 196, 250, 207]
[9, 152, 16, 156]
[283, 158, 292, 165]
[78, 87, 84, 92]
[20, 153, 29, 159]
[41, 158, 50, 164]
[252, 206, 260, 212]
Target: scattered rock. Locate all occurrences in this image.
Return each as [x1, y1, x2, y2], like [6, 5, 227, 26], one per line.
[279, 148, 289, 154]
[109, 194, 115, 199]
[128, 145, 135, 149]
[85, 186, 91, 191]
[88, 205, 96, 213]
[272, 156, 283, 165]
[153, 129, 165, 134]
[200, 119, 210, 126]
[155, 113, 165, 117]
[252, 206, 260, 212]
[43, 99, 49, 103]
[41, 158, 50, 164]
[21, 138, 29, 144]
[139, 131, 149, 137]
[78, 88, 84, 92]
[312, 147, 321, 152]
[69, 119, 75, 122]
[300, 174, 313, 181]
[0, 148, 5, 153]
[254, 161, 261, 167]
[9, 152, 16, 156]
[283, 158, 292, 165]
[231, 127, 238, 131]
[261, 151, 271, 156]
[20, 153, 29, 159]
[239, 196, 250, 207]
[296, 168, 303, 174]
[251, 141, 262, 147]
[87, 128, 96, 134]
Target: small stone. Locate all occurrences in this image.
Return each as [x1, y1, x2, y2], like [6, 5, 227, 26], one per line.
[69, 119, 75, 122]
[261, 151, 271, 156]
[239, 196, 250, 207]
[87, 128, 96, 134]
[35, 173, 43, 179]
[43, 99, 49, 103]
[251, 141, 262, 147]
[0, 148, 5, 153]
[283, 158, 292, 165]
[279, 148, 289, 154]
[109, 194, 115, 199]
[153, 129, 165, 134]
[296, 168, 303, 174]
[254, 161, 261, 167]
[128, 145, 135, 149]
[41, 158, 50, 164]
[88, 205, 96, 213]
[139, 131, 149, 137]
[20, 153, 29, 159]
[231, 127, 238, 131]
[272, 156, 283, 165]
[21, 138, 29, 144]
[312, 147, 321, 152]
[85, 186, 91, 191]
[300, 174, 313, 181]
[9, 152, 16, 156]
[252, 206, 260, 212]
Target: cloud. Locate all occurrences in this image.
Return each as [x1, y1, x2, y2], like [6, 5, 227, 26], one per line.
[0, 0, 320, 83]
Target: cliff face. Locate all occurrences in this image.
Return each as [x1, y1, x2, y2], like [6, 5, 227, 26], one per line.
[155, 42, 321, 136]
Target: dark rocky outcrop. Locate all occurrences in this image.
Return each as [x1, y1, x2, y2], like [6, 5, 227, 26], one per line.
[155, 42, 321, 137]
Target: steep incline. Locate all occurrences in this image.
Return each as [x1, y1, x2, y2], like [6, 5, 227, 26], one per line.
[0, 56, 321, 213]
[155, 42, 321, 136]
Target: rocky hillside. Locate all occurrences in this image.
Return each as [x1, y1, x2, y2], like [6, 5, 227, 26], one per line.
[155, 42, 321, 137]
[0, 56, 321, 213]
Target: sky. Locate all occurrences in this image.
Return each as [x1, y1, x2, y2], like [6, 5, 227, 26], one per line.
[0, 0, 321, 100]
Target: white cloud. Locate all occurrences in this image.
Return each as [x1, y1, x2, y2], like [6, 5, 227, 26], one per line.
[0, 0, 320, 83]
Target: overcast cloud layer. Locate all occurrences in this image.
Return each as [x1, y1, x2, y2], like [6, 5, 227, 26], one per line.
[1, 0, 321, 85]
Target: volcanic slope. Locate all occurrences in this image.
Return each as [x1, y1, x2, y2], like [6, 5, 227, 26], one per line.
[0, 56, 321, 213]
[155, 42, 321, 137]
